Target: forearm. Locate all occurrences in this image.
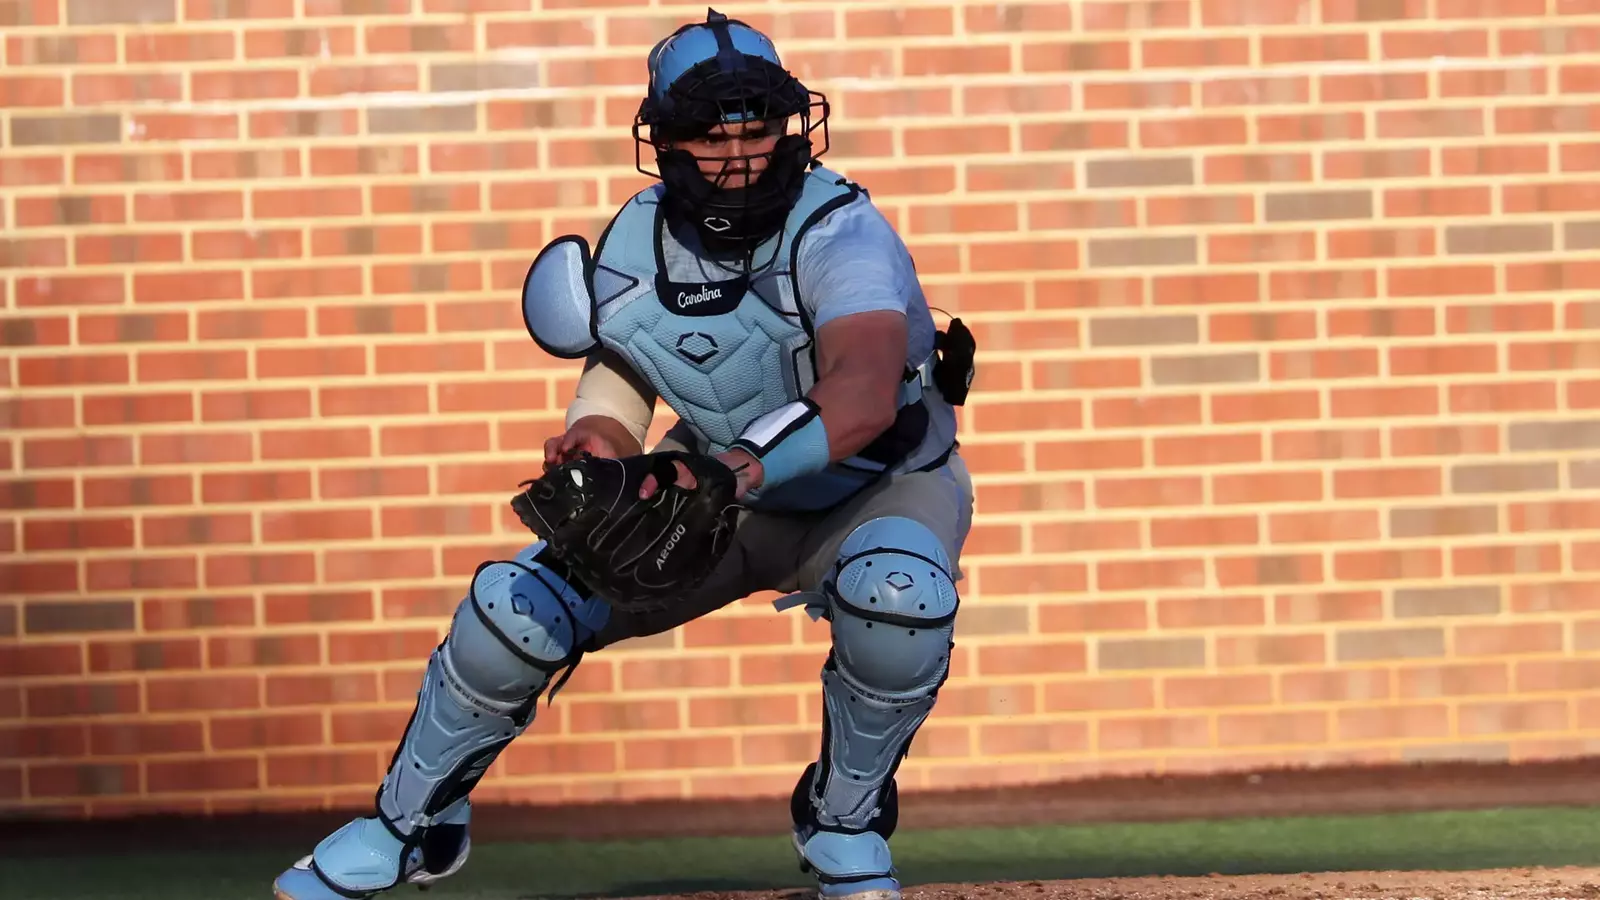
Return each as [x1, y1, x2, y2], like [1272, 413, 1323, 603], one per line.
[805, 369, 898, 463]
[569, 413, 644, 457]
[725, 311, 909, 496]
[723, 364, 900, 498]
[565, 348, 655, 453]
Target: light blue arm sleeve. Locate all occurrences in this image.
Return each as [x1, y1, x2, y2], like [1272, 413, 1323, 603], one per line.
[794, 198, 918, 329]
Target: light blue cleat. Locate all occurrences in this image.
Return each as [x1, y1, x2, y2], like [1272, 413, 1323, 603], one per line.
[790, 761, 905, 900]
[272, 799, 471, 900]
[791, 825, 903, 900]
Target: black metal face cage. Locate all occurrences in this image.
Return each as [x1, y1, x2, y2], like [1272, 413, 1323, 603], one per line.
[631, 56, 831, 182]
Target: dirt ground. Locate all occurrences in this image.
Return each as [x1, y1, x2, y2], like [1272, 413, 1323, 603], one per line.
[627, 868, 1600, 900]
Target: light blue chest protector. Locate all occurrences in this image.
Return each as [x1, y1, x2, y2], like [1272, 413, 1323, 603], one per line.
[522, 165, 952, 513]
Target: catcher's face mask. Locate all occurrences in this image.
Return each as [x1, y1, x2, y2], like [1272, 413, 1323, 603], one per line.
[632, 9, 830, 258]
[671, 117, 789, 191]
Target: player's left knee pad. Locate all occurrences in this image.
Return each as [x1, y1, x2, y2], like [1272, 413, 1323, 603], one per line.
[794, 516, 960, 843]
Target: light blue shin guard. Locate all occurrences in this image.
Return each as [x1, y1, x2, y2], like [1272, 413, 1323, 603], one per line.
[790, 517, 960, 900]
[274, 543, 607, 900]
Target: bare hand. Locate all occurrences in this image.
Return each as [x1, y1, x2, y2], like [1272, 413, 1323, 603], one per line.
[544, 424, 624, 472]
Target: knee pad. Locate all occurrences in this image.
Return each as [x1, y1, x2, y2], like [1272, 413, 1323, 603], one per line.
[375, 541, 609, 839]
[796, 516, 960, 838]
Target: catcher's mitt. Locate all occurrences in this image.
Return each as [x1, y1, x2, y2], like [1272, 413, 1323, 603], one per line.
[509, 450, 741, 612]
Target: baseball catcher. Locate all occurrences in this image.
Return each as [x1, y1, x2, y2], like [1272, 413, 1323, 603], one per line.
[274, 9, 975, 900]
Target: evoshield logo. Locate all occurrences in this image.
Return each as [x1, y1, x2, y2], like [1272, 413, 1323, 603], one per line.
[676, 286, 722, 309]
[675, 332, 718, 365]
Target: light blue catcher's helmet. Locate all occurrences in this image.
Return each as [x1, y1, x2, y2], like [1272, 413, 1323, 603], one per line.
[633, 8, 831, 257]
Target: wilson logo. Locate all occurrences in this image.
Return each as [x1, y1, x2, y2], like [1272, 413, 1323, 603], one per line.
[656, 523, 687, 570]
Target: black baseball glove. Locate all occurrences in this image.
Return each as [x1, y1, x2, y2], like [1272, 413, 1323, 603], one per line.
[509, 450, 741, 612]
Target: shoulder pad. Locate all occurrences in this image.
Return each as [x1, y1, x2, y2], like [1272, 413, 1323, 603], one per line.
[806, 164, 864, 193]
[521, 235, 599, 359]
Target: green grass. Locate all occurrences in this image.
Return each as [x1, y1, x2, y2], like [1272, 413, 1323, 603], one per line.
[4, 806, 1598, 900]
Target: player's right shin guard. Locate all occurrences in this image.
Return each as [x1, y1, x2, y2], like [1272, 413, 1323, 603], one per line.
[273, 542, 607, 900]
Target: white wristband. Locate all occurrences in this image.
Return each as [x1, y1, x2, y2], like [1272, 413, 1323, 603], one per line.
[730, 399, 831, 490]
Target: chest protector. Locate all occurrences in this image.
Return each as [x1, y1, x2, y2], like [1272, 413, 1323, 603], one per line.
[522, 165, 950, 513]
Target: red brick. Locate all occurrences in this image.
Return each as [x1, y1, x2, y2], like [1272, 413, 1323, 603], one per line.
[976, 563, 1089, 596]
[210, 712, 325, 750]
[90, 720, 204, 756]
[1276, 591, 1384, 624]
[147, 757, 259, 793]
[1333, 466, 1443, 500]
[1156, 595, 1266, 629]
[1218, 710, 1328, 747]
[0, 643, 84, 678]
[1398, 663, 1510, 699]
[980, 720, 1090, 756]
[973, 399, 1083, 433]
[1269, 510, 1381, 544]
[140, 596, 255, 631]
[1391, 424, 1501, 457]
[87, 637, 201, 672]
[1330, 385, 1440, 419]
[976, 641, 1088, 676]
[1216, 633, 1326, 667]
[1451, 542, 1563, 577]
[1036, 595, 1152, 630]
[1213, 471, 1322, 505]
[1096, 557, 1206, 592]
[1035, 438, 1143, 471]
[28, 763, 139, 798]
[1455, 622, 1565, 657]
[146, 675, 259, 712]
[1093, 475, 1204, 509]
[330, 707, 409, 744]
[1336, 704, 1450, 741]
[1333, 548, 1445, 582]
[621, 657, 732, 691]
[1098, 715, 1211, 751]
[1042, 677, 1155, 713]
[1460, 699, 1569, 736]
[620, 733, 736, 771]
[1282, 669, 1391, 704]
[208, 634, 323, 667]
[267, 749, 382, 787]
[1149, 514, 1258, 548]
[265, 672, 379, 708]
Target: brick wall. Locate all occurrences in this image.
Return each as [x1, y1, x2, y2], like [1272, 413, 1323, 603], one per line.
[4, 0, 1600, 821]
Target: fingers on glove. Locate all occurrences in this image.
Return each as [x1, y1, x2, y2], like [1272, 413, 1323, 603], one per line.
[649, 454, 687, 496]
[637, 453, 698, 500]
[511, 456, 594, 540]
[674, 452, 739, 501]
